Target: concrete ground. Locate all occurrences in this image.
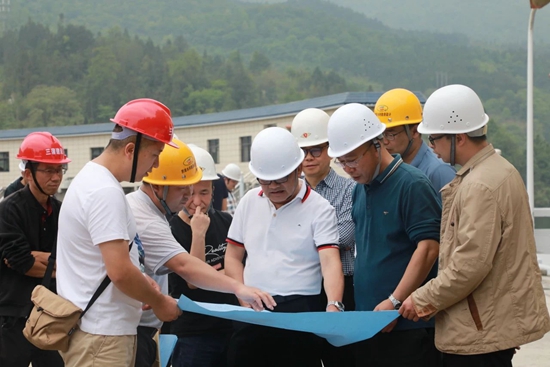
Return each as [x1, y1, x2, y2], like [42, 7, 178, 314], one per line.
[512, 274, 550, 367]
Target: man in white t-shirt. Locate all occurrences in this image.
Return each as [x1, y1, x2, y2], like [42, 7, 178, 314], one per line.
[225, 127, 344, 367]
[128, 139, 275, 367]
[57, 99, 184, 367]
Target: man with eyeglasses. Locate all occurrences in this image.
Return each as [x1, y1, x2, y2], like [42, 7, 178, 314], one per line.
[375, 88, 455, 197]
[399, 85, 550, 367]
[0, 132, 70, 367]
[290, 108, 356, 367]
[327, 103, 442, 367]
[225, 127, 344, 367]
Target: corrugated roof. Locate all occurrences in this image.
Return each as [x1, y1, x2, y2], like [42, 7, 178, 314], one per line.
[0, 91, 426, 140]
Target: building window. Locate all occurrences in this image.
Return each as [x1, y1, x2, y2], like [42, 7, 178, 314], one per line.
[0, 152, 8, 172]
[240, 136, 252, 162]
[64, 149, 68, 158]
[90, 147, 104, 159]
[207, 139, 219, 164]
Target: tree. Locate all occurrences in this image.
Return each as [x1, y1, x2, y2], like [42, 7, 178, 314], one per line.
[20, 85, 83, 127]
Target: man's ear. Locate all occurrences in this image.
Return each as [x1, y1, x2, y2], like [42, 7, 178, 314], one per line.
[23, 169, 33, 184]
[124, 142, 135, 159]
[410, 124, 420, 138]
[456, 133, 467, 146]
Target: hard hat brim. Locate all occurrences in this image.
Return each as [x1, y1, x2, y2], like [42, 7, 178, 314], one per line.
[249, 149, 305, 181]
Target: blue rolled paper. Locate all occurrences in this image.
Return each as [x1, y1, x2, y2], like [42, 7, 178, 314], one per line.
[177, 295, 399, 347]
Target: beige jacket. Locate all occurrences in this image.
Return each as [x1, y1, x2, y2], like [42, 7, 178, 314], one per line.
[413, 144, 550, 355]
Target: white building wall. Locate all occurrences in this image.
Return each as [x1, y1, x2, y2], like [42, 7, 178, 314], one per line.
[0, 106, 343, 193]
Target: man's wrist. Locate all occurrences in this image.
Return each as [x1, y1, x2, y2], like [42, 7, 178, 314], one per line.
[326, 301, 345, 312]
[388, 294, 402, 310]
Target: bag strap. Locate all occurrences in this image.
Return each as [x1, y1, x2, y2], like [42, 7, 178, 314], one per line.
[41, 238, 58, 289]
[43, 241, 133, 316]
[79, 241, 133, 319]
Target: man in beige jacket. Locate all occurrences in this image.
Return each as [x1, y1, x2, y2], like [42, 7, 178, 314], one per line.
[399, 84, 550, 367]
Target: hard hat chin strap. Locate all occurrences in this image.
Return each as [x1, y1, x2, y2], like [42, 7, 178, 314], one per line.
[450, 135, 456, 166]
[401, 125, 414, 160]
[149, 183, 175, 221]
[373, 140, 382, 179]
[130, 133, 142, 183]
[28, 162, 50, 197]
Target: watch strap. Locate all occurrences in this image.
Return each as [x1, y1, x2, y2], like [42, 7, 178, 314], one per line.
[326, 301, 345, 312]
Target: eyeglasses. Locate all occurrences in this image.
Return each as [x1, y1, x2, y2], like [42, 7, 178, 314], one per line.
[382, 129, 406, 141]
[35, 167, 67, 177]
[428, 135, 447, 145]
[334, 144, 372, 169]
[302, 145, 327, 158]
[257, 170, 295, 186]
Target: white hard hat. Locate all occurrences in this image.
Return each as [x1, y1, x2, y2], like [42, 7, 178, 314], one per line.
[188, 144, 219, 181]
[19, 160, 27, 171]
[291, 108, 330, 148]
[327, 103, 386, 158]
[249, 127, 305, 181]
[417, 84, 489, 135]
[222, 163, 242, 181]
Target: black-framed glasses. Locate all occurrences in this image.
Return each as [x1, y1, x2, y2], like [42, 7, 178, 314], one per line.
[334, 143, 372, 169]
[428, 135, 447, 145]
[35, 167, 67, 177]
[302, 145, 327, 158]
[257, 170, 296, 186]
[382, 129, 406, 141]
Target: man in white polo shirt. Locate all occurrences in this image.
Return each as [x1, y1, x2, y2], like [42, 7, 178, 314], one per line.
[225, 127, 344, 367]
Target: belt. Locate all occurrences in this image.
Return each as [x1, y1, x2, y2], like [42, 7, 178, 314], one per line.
[272, 294, 306, 304]
[138, 326, 158, 338]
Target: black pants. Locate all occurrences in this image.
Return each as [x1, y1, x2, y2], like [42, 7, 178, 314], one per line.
[320, 275, 356, 367]
[442, 348, 515, 367]
[135, 326, 158, 367]
[354, 328, 440, 367]
[227, 294, 323, 367]
[0, 315, 64, 367]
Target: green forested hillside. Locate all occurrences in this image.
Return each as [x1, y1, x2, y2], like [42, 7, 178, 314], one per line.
[4, 0, 550, 137]
[2, 0, 550, 204]
[242, 0, 550, 45]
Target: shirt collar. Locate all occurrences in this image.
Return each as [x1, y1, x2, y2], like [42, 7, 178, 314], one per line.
[456, 144, 495, 177]
[409, 141, 429, 168]
[310, 168, 338, 189]
[373, 154, 403, 185]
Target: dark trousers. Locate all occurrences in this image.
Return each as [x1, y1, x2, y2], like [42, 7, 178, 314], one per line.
[135, 326, 158, 367]
[354, 328, 440, 367]
[442, 348, 515, 367]
[172, 331, 231, 367]
[227, 294, 323, 367]
[0, 315, 64, 367]
[320, 275, 356, 367]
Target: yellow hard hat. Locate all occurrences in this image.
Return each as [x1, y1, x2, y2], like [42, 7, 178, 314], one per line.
[143, 138, 202, 185]
[375, 88, 423, 128]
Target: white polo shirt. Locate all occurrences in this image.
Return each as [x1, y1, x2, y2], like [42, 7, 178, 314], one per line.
[227, 180, 338, 296]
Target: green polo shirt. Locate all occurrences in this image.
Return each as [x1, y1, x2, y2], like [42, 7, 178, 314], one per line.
[352, 155, 441, 330]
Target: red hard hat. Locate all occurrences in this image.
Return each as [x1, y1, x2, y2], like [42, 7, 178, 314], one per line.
[110, 98, 177, 148]
[17, 132, 71, 164]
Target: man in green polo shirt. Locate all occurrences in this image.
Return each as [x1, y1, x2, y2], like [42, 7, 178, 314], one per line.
[327, 103, 442, 367]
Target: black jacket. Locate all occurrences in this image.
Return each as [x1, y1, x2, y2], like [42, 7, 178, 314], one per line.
[0, 186, 61, 317]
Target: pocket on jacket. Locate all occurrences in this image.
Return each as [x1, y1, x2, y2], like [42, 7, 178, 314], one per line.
[467, 294, 483, 331]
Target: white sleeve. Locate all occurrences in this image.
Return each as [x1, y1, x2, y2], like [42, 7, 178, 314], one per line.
[140, 219, 187, 276]
[87, 186, 133, 246]
[312, 201, 339, 247]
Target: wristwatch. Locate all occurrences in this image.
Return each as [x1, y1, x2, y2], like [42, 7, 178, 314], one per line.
[388, 294, 402, 310]
[326, 301, 345, 312]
